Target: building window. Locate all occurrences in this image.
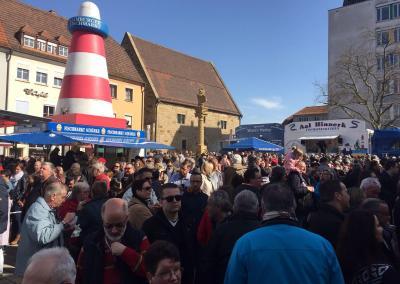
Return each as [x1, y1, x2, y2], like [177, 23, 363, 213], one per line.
[16, 100, 29, 114]
[36, 72, 47, 84]
[377, 30, 390, 46]
[220, 120, 227, 129]
[54, 77, 62, 87]
[110, 84, 117, 99]
[182, 139, 187, 150]
[124, 115, 132, 128]
[47, 43, 57, 54]
[177, 114, 186, 124]
[59, 46, 68, 57]
[37, 39, 46, 52]
[395, 28, 400, 43]
[393, 3, 400, 19]
[377, 5, 391, 22]
[17, 68, 29, 81]
[23, 35, 35, 48]
[125, 88, 133, 101]
[43, 105, 55, 117]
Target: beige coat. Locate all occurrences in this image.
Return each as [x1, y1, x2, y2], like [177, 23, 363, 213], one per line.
[128, 197, 153, 230]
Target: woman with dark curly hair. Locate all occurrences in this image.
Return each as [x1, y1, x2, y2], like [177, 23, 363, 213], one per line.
[337, 209, 400, 284]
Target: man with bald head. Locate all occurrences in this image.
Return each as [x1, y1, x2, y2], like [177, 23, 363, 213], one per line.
[76, 198, 149, 284]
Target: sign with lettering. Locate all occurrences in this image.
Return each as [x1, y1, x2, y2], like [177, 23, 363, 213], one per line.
[284, 119, 371, 154]
[47, 122, 145, 138]
[235, 123, 283, 146]
[24, 88, 48, 98]
[68, 16, 108, 37]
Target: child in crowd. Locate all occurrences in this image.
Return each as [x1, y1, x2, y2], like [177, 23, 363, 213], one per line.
[283, 146, 304, 173]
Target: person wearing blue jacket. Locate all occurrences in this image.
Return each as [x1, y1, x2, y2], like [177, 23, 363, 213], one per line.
[224, 182, 344, 284]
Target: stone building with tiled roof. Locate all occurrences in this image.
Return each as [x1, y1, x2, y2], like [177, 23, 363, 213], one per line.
[282, 105, 328, 125]
[0, 0, 145, 150]
[122, 33, 242, 152]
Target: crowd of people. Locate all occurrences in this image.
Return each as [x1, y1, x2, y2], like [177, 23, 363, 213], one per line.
[1, 145, 400, 283]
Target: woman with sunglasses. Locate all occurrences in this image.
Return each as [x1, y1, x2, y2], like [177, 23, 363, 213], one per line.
[128, 179, 154, 230]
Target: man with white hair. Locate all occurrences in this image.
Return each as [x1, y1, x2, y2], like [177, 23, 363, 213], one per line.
[22, 247, 76, 284]
[15, 182, 75, 276]
[92, 161, 110, 189]
[205, 190, 260, 284]
[76, 198, 149, 283]
[360, 177, 381, 198]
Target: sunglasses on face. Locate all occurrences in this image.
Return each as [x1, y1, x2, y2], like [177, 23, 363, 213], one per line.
[162, 195, 182, 202]
[142, 186, 152, 191]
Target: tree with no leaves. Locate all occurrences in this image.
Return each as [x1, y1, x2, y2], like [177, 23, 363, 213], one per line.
[322, 33, 400, 129]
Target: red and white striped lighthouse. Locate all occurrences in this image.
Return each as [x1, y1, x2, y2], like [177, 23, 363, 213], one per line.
[56, 1, 113, 117]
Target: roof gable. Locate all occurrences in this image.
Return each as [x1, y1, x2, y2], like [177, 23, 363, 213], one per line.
[0, 0, 144, 84]
[127, 33, 241, 116]
[293, 105, 328, 116]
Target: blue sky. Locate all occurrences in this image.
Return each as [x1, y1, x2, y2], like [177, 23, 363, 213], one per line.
[23, 0, 343, 124]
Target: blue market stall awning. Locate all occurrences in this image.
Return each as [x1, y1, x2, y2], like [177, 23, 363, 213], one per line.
[224, 137, 283, 152]
[0, 131, 174, 150]
[0, 131, 76, 145]
[0, 122, 174, 149]
[140, 142, 175, 150]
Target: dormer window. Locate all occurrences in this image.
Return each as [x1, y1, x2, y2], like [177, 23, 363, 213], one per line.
[37, 39, 46, 52]
[59, 46, 68, 57]
[47, 43, 57, 54]
[23, 35, 35, 48]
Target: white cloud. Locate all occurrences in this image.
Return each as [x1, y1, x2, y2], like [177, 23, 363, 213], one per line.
[251, 97, 283, 110]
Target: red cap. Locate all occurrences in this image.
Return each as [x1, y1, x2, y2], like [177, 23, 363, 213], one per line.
[98, 157, 107, 164]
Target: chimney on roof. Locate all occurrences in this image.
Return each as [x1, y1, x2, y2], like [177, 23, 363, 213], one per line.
[48, 10, 57, 15]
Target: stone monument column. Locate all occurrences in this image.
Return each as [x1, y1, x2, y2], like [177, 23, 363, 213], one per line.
[196, 88, 208, 155]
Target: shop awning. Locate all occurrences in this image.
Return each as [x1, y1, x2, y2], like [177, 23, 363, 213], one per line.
[0, 131, 76, 145]
[298, 135, 339, 140]
[0, 131, 174, 150]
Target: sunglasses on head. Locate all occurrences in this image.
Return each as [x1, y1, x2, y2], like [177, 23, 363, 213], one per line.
[162, 195, 182, 202]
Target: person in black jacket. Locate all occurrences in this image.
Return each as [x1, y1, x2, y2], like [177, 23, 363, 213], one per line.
[231, 168, 262, 202]
[307, 180, 350, 248]
[76, 198, 148, 284]
[205, 190, 260, 284]
[286, 161, 314, 223]
[181, 170, 208, 236]
[77, 181, 108, 243]
[379, 160, 399, 212]
[142, 183, 195, 284]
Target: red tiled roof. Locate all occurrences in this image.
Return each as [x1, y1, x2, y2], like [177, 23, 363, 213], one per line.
[292, 105, 328, 116]
[127, 34, 241, 116]
[0, 0, 144, 84]
[0, 21, 9, 48]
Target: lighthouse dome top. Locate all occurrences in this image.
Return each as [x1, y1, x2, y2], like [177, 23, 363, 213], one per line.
[68, 1, 108, 37]
[79, 1, 101, 20]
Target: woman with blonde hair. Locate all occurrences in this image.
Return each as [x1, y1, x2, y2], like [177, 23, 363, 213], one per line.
[209, 157, 223, 191]
[201, 161, 215, 196]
